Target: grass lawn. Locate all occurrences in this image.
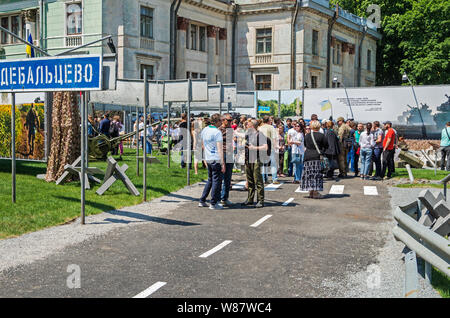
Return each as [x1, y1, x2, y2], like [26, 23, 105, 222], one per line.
[0, 148, 208, 240]
[393, 168, 449, 181]
[432, 267, 450, 298]
[392, 168, 449, 189]
[395, 184, 444, 189]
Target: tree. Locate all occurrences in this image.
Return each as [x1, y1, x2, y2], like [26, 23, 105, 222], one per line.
[331, 0, 449, 85]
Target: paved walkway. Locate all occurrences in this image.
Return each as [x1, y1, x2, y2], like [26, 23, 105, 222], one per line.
[0, 174, 441, 298]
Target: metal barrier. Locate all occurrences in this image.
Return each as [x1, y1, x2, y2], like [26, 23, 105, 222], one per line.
[439, 173, 450, 201]
[393, 189, 450, 297]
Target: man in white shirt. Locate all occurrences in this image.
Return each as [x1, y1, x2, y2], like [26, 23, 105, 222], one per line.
[199, 114, 226, 210]
[138, 117, 145, 151]
[258, 115, 278, 184]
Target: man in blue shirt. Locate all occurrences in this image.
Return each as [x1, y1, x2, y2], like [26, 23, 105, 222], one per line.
[440, 122, 450, 171]
[99, 114, 111, 137]
[199, 113, 225, 210]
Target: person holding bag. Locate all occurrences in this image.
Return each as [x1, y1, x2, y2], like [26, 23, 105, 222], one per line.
[440, 122, 450, 171]
[324, 121, 340, 179]
[300, 120, 329, 199]
[359, 123, 376, 180]
[289, 123, 306, 184]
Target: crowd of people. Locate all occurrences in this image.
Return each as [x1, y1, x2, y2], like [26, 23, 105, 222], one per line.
[87, 110, 450, 210]
[194, 113, 402, 209]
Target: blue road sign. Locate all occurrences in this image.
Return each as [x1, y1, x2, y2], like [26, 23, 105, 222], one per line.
[0, 55, 102, 92]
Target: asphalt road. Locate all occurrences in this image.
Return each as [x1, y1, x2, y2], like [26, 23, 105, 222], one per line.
[0, 174, 393, 298]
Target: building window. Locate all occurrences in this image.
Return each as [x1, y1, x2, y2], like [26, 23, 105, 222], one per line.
[186, 72, 205, 79]
[256, 28, 272, 54]
[312, 30, 319, 56]
[11, 15, 20, 43]
[199, 26, 206, 52]
[190, 24, 197, 50]
[1, 17, 9, 44]
[255, 75, 271, 90]
[140, 6, 154, 39]
[140, 64, 155, 81]
[311, 75, 318, 88]
[367, 49, 372, 71]
[66, 3, 82, 35]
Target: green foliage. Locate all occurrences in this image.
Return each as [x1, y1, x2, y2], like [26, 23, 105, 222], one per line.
[332, 0, 449, 86]
[0, 106, 22, 158]
[432, 267, 450, 298]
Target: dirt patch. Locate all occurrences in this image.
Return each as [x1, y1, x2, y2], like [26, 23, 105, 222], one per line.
[403, 139, 440, 151]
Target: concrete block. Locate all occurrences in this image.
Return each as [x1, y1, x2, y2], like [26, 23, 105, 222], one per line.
[433, 200, 450, 218]
[398, 201, 420, 218]
[430, 215, 450, 237]
[418, 189, 443, 219]
[418, 212, 436, 227]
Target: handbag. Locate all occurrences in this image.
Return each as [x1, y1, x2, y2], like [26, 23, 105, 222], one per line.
[311, 131, 329, 173]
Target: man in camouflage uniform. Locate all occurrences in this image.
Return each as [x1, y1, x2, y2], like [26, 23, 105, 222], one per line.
[25, 99, 41, 156]
[337, 117, 351, 178]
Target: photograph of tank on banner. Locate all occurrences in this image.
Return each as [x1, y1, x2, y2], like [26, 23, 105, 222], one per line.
[0, 93, 46, 161]
[256, 90, 304, 118]
[303, 85, 450, 139]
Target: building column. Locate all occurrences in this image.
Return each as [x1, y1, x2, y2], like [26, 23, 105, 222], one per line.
[218, 28, 227, 83]
[176, 17, 189, 79]
[22, 9, 37, 45]
[207, 26, 219, 83]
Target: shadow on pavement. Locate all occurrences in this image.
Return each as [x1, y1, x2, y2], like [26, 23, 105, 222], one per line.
[105, 210, 201, 226]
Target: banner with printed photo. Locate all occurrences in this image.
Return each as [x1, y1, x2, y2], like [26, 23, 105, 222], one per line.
[304, 85, 450, 138]
[256, 90, 303, 118]
[0, 94, 46, 161]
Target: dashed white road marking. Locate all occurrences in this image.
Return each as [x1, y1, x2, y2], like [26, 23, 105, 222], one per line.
[282, 198, 295, 206]
[199, 240, 232, 258]
[250, 215, 273, 228]
[232, 181, 246, 190]
[133, 282, 167, 298]
[265, 182, 284, 191]
[364, 186, 379, 196]
[329, 185, 345, 195]
[295, 187, 309, 193]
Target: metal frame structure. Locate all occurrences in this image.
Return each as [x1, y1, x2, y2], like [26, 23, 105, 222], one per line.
[0, 30, 115, 227]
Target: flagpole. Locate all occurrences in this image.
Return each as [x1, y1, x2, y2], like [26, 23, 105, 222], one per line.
[330, 97, 333, 120]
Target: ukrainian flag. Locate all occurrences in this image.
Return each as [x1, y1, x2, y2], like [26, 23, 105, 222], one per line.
[320, 100, 332, 111]
[26, 33, 34, 58]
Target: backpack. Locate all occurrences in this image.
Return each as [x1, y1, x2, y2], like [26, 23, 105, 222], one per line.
[109, 122, 119, 137]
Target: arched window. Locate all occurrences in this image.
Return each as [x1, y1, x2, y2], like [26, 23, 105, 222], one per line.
[67, 3, 82, 35]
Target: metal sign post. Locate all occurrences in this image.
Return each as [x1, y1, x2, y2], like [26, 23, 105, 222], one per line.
[80, 91, 86, 225]
[254, 91, 259, 118]
[187, 79, 192, 186]
[278, 90, 282, 118]
[136, 105, 139, 177]
[219, 82, 223, 115]
[143, 70, 148, 201]
[11, 93, 16, 203]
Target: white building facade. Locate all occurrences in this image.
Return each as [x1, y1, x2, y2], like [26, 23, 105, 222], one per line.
[1, 0, 381, 90]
